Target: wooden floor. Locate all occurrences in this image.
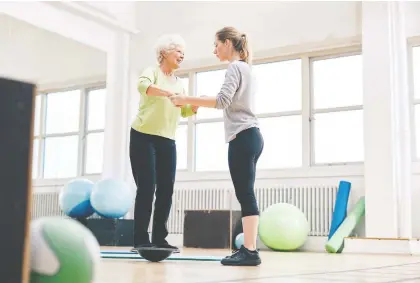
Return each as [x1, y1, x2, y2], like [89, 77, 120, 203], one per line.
[97, 247, 420, 283]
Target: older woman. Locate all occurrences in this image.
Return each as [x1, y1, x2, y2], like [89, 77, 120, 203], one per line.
[130, 34, 196, 252]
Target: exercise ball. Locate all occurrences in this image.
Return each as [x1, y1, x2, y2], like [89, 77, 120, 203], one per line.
[58, 179, 95, 218]
[259, 202, 309, 251]
[235, 233, 244, 249]
[90, 178, 134, 218]
[30, 217, 100, 283]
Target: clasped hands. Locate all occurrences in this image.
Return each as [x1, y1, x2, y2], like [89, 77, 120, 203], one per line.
[168, 93, 199, 112]
[168, 93, 187, 107]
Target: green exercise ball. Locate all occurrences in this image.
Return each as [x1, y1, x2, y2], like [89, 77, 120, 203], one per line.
[30, 217, 100, 283]
[259, 202, 309, 251]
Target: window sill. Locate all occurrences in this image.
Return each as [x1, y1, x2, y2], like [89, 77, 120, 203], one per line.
[32, 174, 102, 188]
[31, 161, 420, 187]
[175, 164, 364, 182]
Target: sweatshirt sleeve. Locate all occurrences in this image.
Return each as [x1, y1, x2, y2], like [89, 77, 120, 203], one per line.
[137, 67, 156, 96]
[215, 63, 241, 109]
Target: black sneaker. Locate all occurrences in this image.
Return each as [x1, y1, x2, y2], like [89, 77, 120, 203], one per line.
[221, 245, 261, 266]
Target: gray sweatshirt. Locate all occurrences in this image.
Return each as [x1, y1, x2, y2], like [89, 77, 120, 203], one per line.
[215, 60, 259, 143]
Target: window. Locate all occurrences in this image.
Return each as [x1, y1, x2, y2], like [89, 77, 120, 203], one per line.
[180, 77, 189, 94]
[311, 54, 364, 164]
[87, 88, 106, 130]
[180, 77, 189, 123]
[32, 139, 39, 179]
[195, 122, 228, 171]
[412, 46, 420, 159]
[258, 116, 302, 169]
[195, 69, 226, 119]
[85, 133, 104, 174]
[44, 136, 79, 178]
[194, 69, 228, 171]
[313, 110, 364, 164]
[32, 95, 42, 179]
[176, 125, 188, 170]
[43, 90, 81, 179]
[34, 95, 42, 137]
[194, 60, 303, 171]
[45, 90, 81, 134]
[32, 85, 107, 179]
[253, 60, 302, 114]
[146, 48, 364, 175]
[413, 46, 420, 101]
[84, 88, 106, 175]
[176, 76, 190, 170]
[253, 59, 303, 169]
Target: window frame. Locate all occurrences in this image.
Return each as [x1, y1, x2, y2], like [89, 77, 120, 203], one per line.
[408, 41, 420, 161]
[176, 44, 363, 174]
[33, 82, 106, 181]
[309, 51, 364, 166]
[33, 42, 369, 185]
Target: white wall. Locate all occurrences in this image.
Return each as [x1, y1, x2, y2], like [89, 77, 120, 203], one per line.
[3, 1, 420, 89]
[131, 1, 362, 71]
[0, 14, 107, 89]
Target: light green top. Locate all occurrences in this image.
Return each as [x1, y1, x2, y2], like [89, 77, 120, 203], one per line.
[131, 65, 196, 140]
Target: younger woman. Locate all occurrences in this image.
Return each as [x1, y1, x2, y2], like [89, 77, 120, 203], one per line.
[169, 27, 264, 266]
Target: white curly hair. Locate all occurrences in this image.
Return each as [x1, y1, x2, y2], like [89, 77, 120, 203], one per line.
[154, 34, 186, 64]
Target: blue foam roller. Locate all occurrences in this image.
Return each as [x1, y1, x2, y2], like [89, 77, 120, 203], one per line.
[328, 180, 351, 240]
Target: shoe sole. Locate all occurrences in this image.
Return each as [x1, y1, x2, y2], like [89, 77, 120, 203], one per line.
[221, 260, 262, 266]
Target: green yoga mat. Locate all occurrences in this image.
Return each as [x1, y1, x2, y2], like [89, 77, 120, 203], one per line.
[101, 251, 223, 262]
[325, 196, 365, 253]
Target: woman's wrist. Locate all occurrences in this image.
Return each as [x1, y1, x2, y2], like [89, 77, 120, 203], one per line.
[165, 91, 175, 97]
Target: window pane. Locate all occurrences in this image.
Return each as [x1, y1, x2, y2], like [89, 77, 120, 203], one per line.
[196, 69, 226, 119]
[413, 47, 420, 99]
[257, 116, 302, 169]
[85, 132, 104, 174]
[195, 122, 228, 171]
[45, 90, 81, 134]
[254, 59, 302, 113]
[312, 54, 363, 109]
[87, 88, 106, 131]
[32, 139, 39, 179]
[180, 77, 189, 93]
[313, 110, 364, 164]
[180, 78, 189, 123]
[34, 95, 42, 136]
[44, 135, 78, 178]
[176, 125, 188, 170]
[414, 105, 420, 159]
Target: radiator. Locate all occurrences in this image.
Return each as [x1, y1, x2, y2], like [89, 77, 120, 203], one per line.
[31, 185, 338, 237]
[31, 192, 65, 219]
[254, 185, 338, 236]
[165, 187, 231, 234]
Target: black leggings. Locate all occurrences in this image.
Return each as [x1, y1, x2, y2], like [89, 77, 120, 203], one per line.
[129, 128, 176, 246]
[228, 127, 264, 217]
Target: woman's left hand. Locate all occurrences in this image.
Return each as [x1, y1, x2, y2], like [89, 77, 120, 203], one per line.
[169, 94, 188, 106]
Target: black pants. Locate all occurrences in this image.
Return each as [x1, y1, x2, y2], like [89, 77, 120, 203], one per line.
[228, 127, 264, 217]
[129, 128, 176, 246]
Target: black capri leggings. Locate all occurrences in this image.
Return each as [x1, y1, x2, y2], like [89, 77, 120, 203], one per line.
[228, 127, 264, 217]
[129, 128, 176, 246]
